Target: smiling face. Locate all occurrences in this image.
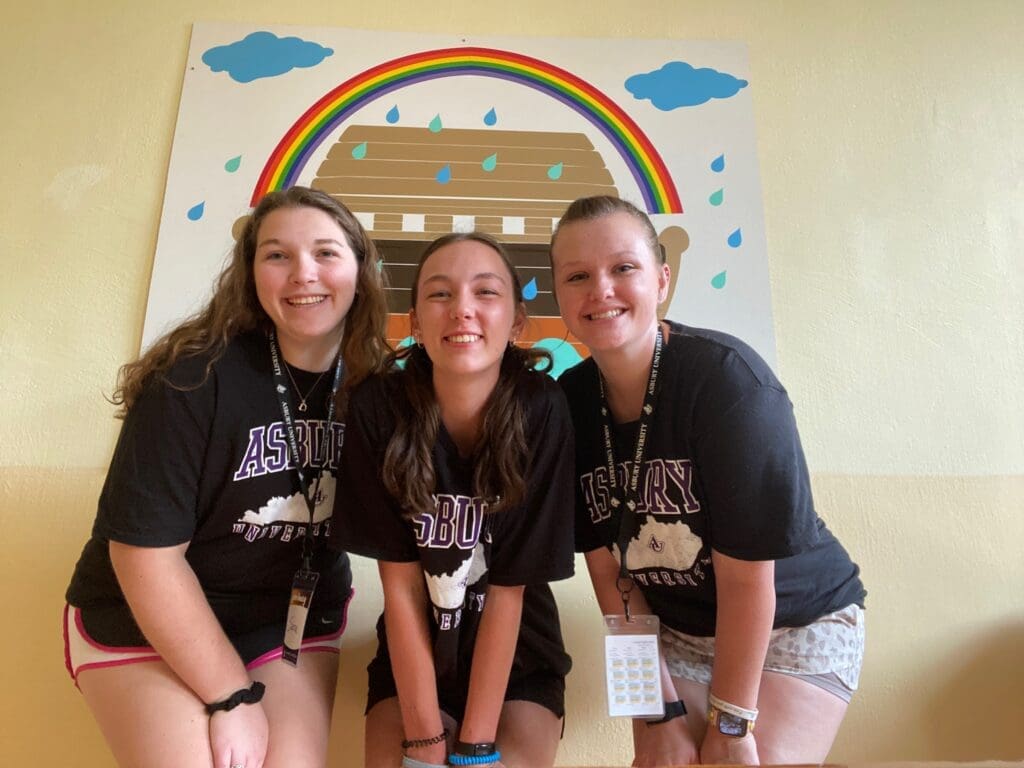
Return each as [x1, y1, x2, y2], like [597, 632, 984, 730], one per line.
[252, 205, 360, 369]
[551, 211, 669, 358]
[410, 238, 525, 387]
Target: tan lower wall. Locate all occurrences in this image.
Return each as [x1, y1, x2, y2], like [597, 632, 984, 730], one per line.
[6, 468, 1021, 765]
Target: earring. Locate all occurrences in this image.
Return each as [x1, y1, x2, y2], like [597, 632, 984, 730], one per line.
[415, 336, 424, 349]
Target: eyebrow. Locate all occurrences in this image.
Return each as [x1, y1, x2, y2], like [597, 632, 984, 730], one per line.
[421, 271, 508, 285]
[255, 237, 347, 249]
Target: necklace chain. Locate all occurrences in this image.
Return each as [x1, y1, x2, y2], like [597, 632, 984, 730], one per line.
[283, 364, 328, 412]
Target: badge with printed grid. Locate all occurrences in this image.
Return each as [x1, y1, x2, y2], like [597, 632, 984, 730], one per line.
[603, 614, 664, 718]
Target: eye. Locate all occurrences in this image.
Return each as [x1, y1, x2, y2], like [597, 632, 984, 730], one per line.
[261, 250, 286, 261]
[317, 249, 339, 259]
[426, 289, 450, 300]
[615, 263, 638, 274]
[564, 272, 587, 283]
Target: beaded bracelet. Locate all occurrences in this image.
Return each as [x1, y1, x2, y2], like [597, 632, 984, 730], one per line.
[401, 727, 449, 750]
[448, 750, 501, 766]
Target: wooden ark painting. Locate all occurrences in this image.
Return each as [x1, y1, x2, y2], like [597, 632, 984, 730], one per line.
[147, 25, 773, 374]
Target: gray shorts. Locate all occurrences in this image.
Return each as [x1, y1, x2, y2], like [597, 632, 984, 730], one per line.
[660, 604, 865, 703]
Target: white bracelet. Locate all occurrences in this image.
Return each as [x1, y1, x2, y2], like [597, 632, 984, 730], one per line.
[401, 756, 448, 768]
[708, 692, 758, 721]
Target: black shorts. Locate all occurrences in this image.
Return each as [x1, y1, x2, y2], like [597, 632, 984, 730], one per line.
[366, 651, 566, 721]
[73, 591, 350, 666]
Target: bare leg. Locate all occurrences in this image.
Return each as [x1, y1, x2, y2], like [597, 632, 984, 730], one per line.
[252, 652, 339, 768]
[78, 661, 214, 768]
[670, 671, 849, 764]
[751, 671, 848, 765]
[364, 697, 457, 768]
[495, 700, 562, 768]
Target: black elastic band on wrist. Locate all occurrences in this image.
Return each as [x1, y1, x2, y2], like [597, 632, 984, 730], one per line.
[205, 681, 265, 715]
[645, 699, 687, 726]
[401, 728, 449, 750]
[454, 740, 497, 756]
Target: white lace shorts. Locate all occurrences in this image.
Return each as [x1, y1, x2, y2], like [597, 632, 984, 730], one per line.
[660, 604, 865, 702]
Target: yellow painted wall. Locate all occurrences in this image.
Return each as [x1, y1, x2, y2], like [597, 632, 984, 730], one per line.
[2, 1, 1022, 764]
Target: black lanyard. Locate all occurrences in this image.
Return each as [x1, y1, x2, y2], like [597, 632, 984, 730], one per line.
[268, 330, 344, 571]
[598, 326, 663, 620]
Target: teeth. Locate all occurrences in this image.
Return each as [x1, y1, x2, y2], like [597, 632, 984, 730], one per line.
[446, 334, 481, 343]
[589, 309, 624, 320]
[288, 296, 325, 306]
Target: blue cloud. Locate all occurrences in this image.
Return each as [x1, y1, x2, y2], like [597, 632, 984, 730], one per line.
[625, 62, 748, 110]
[202, 31, 333, 83]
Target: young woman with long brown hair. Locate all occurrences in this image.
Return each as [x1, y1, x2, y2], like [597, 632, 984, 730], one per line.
[65, 186, 388, 768]
[331, 232, 575, 768]
[552, 196, 866, 767]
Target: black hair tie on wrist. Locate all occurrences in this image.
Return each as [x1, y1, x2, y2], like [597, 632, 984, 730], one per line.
[205, 681, 266, 716]
[401, 728, 449, 750]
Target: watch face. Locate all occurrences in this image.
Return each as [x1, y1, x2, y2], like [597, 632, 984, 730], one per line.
[718, 711, 748, 737]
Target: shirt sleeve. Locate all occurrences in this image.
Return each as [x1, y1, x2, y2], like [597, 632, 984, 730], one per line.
[92, 369, 214, 547]
[330, 380, 419, 563]
[695, 385, 820, 560]
[487, 382, 577, 586]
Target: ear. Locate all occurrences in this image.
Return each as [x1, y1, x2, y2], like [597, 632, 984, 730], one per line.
[510, 302, 527, 343]
[657, 262, 671, 305]
[408, 308, 420, 343]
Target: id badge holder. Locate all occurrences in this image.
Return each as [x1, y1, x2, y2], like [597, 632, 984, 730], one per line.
[282, 568, 319, 666]
[603, 614, 664, 718]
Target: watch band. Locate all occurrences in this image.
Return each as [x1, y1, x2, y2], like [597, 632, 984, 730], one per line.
[645, 699, 687, 725]
[454, 741, 497, 756]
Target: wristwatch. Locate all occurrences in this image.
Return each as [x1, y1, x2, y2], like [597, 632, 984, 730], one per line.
[645, 699, 687, 726]
[707, 702, 755, 737]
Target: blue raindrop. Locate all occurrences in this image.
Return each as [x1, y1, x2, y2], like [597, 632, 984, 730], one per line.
[483, 107, 497, 126]
[386, 105, 400, 124]
[436, 164, 452, 184]
[711, 154, 725, 172]
[523, 278, 538, 300]
[727, 228, 742, 248]
[187, 201, 205, 221]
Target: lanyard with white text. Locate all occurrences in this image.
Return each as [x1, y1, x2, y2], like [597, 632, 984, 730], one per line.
[268, 330, 344, 571]
[269, 330, 344, 665]
[598, 326, 663, 622]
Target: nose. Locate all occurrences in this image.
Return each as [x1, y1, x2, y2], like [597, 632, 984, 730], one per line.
[588, 271, 614, 300]
[449, 290, 474, 319]
[289, 253, 317, 284]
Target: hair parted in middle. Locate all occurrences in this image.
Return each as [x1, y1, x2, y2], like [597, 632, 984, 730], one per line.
[381, 231, 551, 518]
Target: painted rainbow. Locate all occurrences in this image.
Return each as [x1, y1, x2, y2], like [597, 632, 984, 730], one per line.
[251, 47, 682, 214]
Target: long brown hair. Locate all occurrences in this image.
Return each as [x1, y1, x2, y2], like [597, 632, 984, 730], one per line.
[112, 186, 388, 416]
[550, 194, 664, 264]
[381, 232, 551, 518]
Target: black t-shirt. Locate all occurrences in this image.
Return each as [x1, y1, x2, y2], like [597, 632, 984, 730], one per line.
[331, 369, 574, 713]
[560, 322, 865, 636]
[66, 331, 352, 644]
